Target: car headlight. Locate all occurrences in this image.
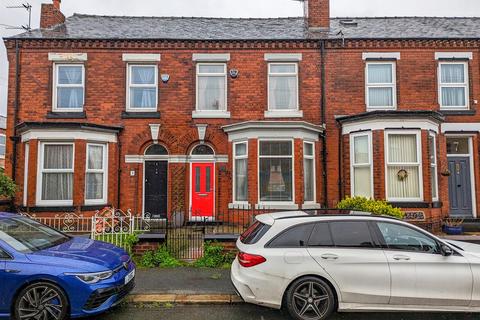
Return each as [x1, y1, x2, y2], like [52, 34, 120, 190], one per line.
[66, 270, 113, 284]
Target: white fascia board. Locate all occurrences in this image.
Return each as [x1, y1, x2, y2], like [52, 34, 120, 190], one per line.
[435, 52, 473, 60]
[48, 53, 88, 62]
[192, 54, 230, 62]
[441, 123, 480, 133]
[362, 52, 401, 60]
[21, 129, 117, 143]
[125, 155, 228, 163]
[341, 118, 440, 135]
[223, 121, 324, 142]
[264, 53, 303, 62]
[122, 54, 161, 62]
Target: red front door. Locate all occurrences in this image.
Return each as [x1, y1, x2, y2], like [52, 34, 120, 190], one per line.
[191, 163, 215, 219]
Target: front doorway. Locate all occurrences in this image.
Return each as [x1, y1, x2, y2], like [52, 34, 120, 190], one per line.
[189, 144, 216, 220]
[143, 144, 169, 219]
[447, 137, 474, 217]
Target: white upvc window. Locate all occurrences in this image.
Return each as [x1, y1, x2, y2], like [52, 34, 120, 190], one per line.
[366, 62, 396, 110]
[350, 132, 373, 198]
[126, 64, 158, 111]
[0, 134, 5, 158]
[37, 142, 74, 206]
[438, 61, 469, 110]
[195, 63, 227, 113]
[85, 143, 108, 205]
[385, 131, 423, 202]
[268, 63, 299, 112]
[233, 142, 248, 204]
[303, 141, 316, 203]
[429, 133, 439, 201]
[258, 140, 294, 205]
[53, 64, 85, 112]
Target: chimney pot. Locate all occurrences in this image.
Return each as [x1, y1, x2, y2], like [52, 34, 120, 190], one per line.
[53, 0, 61, 10]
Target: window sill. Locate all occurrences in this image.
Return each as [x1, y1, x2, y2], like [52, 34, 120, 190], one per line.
[122, 111, 161, 119]
[388, 201, 430, 208]
[26, 206, 76, 213]
[439, 109, 475, 116]
[228, 203, 252, 209]
[47, 111, 86, 119]
[302, 203, 321, 210]
[192, 111, 231, 119]
[255, 203, 299, 210]
[264, 110, 303, 118]
[366, 107, 397, 112]
[81, 204, 110, 211]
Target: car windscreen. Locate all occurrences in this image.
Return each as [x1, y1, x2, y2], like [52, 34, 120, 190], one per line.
[0, 216, 71, 253]
[240, 221, 271, 245]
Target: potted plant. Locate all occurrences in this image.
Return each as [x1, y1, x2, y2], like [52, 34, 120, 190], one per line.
[443, 218, 464, 235]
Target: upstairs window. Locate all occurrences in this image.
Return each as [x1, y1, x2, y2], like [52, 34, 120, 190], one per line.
[196, 63, 227, 111]
[127, 65, 158, 111]
[439, 62, 469, 109]
[366, 62, 396, 110]
[268, 63, 299, 111]
[54, 64, 85, 111]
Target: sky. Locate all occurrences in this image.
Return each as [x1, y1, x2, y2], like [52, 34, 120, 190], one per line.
[1, 0, 480, 117]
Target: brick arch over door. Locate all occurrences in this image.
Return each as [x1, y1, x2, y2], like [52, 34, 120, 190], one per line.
[126, 127, 180, 155]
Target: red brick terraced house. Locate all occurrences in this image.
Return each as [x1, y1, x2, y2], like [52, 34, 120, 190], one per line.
[3, 0, 480, 227]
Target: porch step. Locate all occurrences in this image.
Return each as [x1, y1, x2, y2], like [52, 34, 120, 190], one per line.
[460, 219, 480, 233]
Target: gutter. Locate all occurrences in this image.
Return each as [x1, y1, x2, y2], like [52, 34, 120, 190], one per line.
[320, 40, 328, 208]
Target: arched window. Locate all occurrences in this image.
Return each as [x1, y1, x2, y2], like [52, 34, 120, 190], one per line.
[145, 144, 168, 156]
[191, 144, 214, 155]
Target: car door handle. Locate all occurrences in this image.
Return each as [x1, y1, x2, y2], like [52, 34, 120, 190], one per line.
[320, 254, 339, 260]
[4, 269, 20, 274]
[393, 255, 411, 261]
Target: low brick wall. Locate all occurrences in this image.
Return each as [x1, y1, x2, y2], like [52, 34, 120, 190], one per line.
[132, 239, 164, 256]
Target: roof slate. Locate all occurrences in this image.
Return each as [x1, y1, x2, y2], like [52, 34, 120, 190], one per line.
[7, 14, 480, 41]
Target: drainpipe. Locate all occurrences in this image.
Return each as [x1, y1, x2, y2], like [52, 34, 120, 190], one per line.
[117, 138, 122, 209]
[338, 123, 344, 201]
[11, 40, 21, 184]
[320, 40, 328, 208]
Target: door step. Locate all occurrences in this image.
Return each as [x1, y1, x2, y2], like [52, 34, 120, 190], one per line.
[458, 219, 480, 233]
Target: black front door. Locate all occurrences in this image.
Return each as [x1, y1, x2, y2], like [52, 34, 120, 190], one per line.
[144, 161, 168, 219]
[448, 157, 473, 217]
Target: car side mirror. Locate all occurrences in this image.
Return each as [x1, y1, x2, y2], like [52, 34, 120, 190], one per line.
[441, 244, 453, 257]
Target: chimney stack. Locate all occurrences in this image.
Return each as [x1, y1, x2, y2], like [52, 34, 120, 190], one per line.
[304, 0, 330, 31]
[40, 0, 65, 29]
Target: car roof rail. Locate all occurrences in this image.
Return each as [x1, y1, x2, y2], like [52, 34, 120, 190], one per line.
[274, 209, 401, 221]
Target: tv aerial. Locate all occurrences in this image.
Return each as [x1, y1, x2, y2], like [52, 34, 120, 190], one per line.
[1, 2, 32, 31]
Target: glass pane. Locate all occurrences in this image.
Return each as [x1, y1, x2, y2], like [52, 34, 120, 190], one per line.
[131, 66, 156, 85]
[44, 145, 73, 169]
[0, 146, 5, 156]
[431, 168, 438, 199]
[88, 145, 103, 170]
[259, 141, 292, 156]
[304, 143, 314, 156]
[368, 64, 393, 83]
[368, 87, 393, 107]
[270, 64, 296, 73]
[130, 88, 157, 108]
[269, 223, 314, 248]
[192, 145, 214, 155]
[58, 66, 83, 85]
[0, 135, 6, 145]
[42, 173, 73, 200]
[195, 167, 201, 192]
[235, 159, 248, 202]
[441, 87, 466, 107]
[199, 65, 225, 74]
[57, 88, 84, 108]
[377, 222, 439, 253]
[330, 221, 374, 248]
[198, 76, 226, 110]
[304, 158, 315, 202]
[269, 76, 297, 110]
[388, 135, 417, 163]
[145, 144, 168, 156]
[447, 138, 469, 154]
[235, 143, 247, 157]
[86, 173, 104, 200]
[429, 135, 436, 165]
[354, 167, 372, 198]
[308, 223, 334, 247]
[387, 166, 420, 199]
[441, 64, 465, 83]
[206, 167, 211, 192]
[354, 135, 369, 164]
[259, 158, 293, 202]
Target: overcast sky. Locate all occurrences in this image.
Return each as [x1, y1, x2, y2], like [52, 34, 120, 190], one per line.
[1, 0, 480, 117]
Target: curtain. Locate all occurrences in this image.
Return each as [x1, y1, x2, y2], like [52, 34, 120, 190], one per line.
[44, 145, 73, 169]
[387, 135, 420, 199]
[368, 64, 392, 83]
[198, 76, 225, 110]
[388, 135, 417, 163]
[270, 76, 297, 110]
[130, 66, 156, 108]
[57, 66, 83, 109]
[441, 64, 465, 83]
[369, 87, 393, 107]
[304, 158, 314, 201]
[387, 166, 420, 199]
[42, 145, 73, 201]
[259, 158, 292, 202]
[354, 167, 372, 198]
[88, 145, 103, 170]
[86, 173, 103, 200]
[442, 87, 466, 107]
[354, 136, 369, 164]
[235, 159, 248, 201]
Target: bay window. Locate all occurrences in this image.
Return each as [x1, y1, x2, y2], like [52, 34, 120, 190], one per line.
[127, 65, 158, 111]
[38, 143, 74, 206]
[196, 63, 227, 112]
[385, 132, 422, 201]
[54, 64, 85, 111]
[366, 62, 396, 109]
[439, 62, 469, 109]
[85, 144, 107, 204]
[303, 142, 315, 202]
[350, 132, 373, 198]
[233, 142, 248, 203]
[268, 63, 299, 111]
[259, 140, 294, 203]
[429, 133, 438, 201]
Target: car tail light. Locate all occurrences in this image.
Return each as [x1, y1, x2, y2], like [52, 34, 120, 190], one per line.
[238, 252, 266, 268]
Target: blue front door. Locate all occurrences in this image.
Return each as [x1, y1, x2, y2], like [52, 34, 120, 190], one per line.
[448, 157, 473, 217]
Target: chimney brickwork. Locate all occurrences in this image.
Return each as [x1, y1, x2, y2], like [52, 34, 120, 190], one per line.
[305, 0, 330, 30]
[40, 0, 65, 29]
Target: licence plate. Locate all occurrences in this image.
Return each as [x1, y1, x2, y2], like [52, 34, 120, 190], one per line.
[125, 269, 135, 285]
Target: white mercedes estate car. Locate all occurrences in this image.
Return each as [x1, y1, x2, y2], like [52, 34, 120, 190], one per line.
[231, 211, 480, 320]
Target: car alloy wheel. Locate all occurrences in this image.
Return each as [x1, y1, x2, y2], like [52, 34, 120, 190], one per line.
[14, 282, 68, 320]
[286, 277, 335, 320]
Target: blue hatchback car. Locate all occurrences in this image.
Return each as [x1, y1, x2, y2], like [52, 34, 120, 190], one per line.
[0, 213, 136, 320]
